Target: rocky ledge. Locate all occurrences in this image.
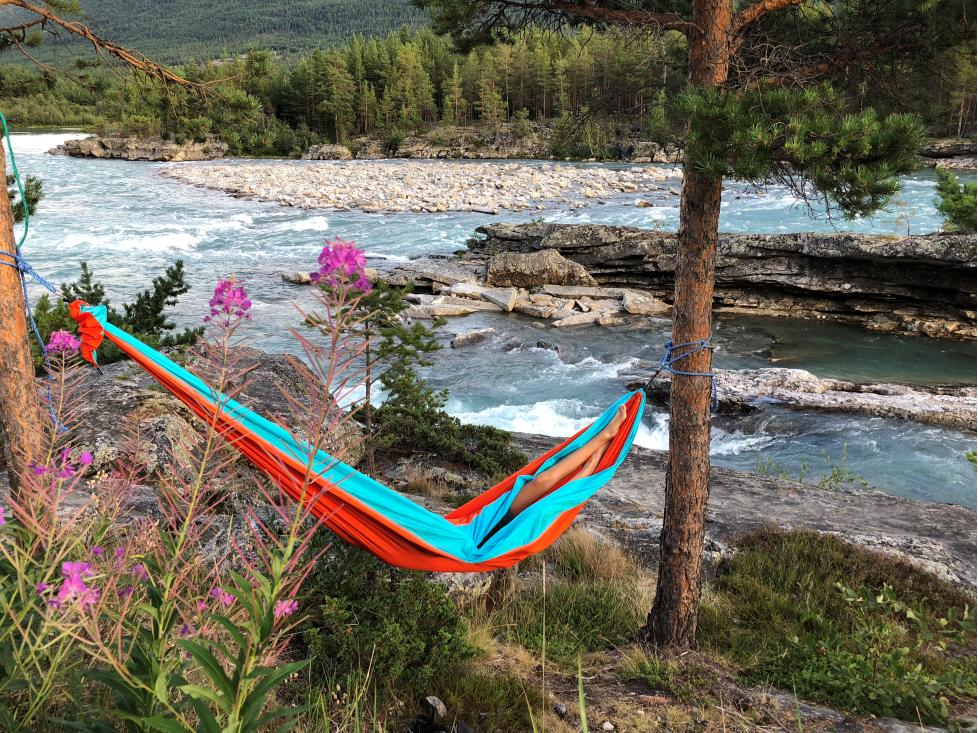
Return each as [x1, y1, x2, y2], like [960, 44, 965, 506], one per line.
[49, 135, 229, 162]
[159, 160, 682, 214]
[459, 224, 977, 340]
[617, 366, 977, 431]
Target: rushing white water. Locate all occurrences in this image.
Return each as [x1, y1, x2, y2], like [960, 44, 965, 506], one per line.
[9, 132, 978, 508]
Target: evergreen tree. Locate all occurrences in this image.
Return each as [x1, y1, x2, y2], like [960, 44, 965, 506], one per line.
[934, 168, 978, 233]
[415, 0, 969, 649]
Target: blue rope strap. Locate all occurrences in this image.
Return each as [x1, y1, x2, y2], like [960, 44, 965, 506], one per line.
[658, 333, 718, 413]
[0, 111, 61, 427]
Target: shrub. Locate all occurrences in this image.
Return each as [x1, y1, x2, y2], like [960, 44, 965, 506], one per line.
[699, 527, 977, 723]
[30, 260, 201, 369]
[789, 583, 975, 724]
[935, 167, 977, 233]
[384, 126, 406, 156]
[301, 535, 473, 701]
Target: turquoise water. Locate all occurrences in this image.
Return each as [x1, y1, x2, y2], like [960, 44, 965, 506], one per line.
[9, 132, 977, 508]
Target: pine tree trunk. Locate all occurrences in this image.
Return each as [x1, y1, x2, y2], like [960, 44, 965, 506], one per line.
[0, 151, 39, 495]
[640, 0, 731, 649]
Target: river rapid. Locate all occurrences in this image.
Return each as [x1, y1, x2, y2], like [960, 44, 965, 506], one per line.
[11, 132, 978, 508]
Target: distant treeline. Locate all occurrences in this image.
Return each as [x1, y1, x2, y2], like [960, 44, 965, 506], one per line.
[0, 26, 973, 158]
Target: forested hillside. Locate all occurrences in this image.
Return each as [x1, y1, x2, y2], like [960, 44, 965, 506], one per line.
[76, 0, 427, 63]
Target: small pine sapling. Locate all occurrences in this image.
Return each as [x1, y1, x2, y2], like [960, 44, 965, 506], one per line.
[934, 167, 977, 233]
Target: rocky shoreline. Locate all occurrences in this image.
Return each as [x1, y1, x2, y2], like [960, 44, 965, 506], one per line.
[5, 352, 972, 589]
[450, 224, 977, 340]
[160, 160, 683, 213]
[50, 135, 229, 162]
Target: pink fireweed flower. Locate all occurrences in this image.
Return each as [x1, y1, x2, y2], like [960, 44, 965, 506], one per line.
[274, 599, 299, 620]
[58, 573, 88, 604]
[28, 461, 47, 476]
[310, 238, 371, 292]
[210, 588, 235, 608]
[204, 278, 252, 323]
[118, 586, 134, 598]
[47, 330, 80, 354]
[131, 564, 148, 581]
[92, 547, 103, 558]
[197, 601, 207, 612]
[79, 451, 93, 466]
[36, 583, 49, 594]
[62, 562, 94, 579]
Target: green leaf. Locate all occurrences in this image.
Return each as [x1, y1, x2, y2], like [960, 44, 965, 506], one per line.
[175, 639, 235, 701]
[179, 683, 231, 712]
[155, 672, 169, 705]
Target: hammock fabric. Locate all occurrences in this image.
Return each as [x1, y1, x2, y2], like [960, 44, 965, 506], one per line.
[69, 301, 646, 573]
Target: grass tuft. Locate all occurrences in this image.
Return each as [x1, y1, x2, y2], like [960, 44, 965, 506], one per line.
[699, 526, 977, 708]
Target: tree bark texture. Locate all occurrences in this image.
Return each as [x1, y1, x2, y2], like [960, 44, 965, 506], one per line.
[0, 150, 39, 494]
[642, 0, 732, 649]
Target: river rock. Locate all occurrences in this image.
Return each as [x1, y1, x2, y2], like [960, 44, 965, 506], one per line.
[301, 144, 353, 160]
[622, 290, 669, 316]
[451, 329, 496, 348]
[627, 367, 977, 431]
[598, 316, 626, 326]
[448, 283, 491, 300]
[282, 272, 312, 285]
[538, 284, 625, 299]
[552, 312, 604, 328]
[482, 288, 519, 311]
[391, 261, 479, 288]
[468, 223, 977, 340]
[485, 249, 596, 289]
[432, 296, 502, 311]
[54, 135, 228, 162]
[403, 304, 477, 318]
[515, 303, 556, 318]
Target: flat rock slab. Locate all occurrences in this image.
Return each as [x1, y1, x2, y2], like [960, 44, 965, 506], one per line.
[628, 367, 977, 431]
[393, 261, 478, 286]
[509, 433, 977, 587]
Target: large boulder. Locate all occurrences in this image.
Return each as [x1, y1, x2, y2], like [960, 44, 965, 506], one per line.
[301, 144, 353, 160]
[485, 249, 596, 289]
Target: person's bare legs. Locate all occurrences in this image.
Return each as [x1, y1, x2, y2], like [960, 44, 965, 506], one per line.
[509, 403, 628, 515]
[477, 404, 628, 548]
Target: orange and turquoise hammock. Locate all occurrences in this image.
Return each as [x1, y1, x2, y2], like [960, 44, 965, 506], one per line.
[69, 301, 646, 573]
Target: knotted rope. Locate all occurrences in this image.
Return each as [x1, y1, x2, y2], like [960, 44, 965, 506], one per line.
[650, 333, 718, 413]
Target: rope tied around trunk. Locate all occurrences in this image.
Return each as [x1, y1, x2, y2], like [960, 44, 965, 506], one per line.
[0, 111, 60, 426]
[654, 333, 718, 413]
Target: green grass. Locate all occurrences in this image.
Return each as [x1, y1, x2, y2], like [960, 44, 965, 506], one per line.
[497, 580, 647, 665]
[699, 527, 977, 706]
[436, 670, 543, 733]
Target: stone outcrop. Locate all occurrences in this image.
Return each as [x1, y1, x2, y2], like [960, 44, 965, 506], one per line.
[462, 224, 977, 339]
[620, 366, 977, 431]
[301, 144, 353, 160]
[51, 135, 228, 162]
[485, 249, 596, 289]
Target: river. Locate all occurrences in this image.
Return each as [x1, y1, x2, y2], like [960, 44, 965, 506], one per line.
[10, 132, 977, 508]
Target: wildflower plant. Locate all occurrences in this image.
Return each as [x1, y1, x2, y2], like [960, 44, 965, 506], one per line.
[0, 250, 375, 731]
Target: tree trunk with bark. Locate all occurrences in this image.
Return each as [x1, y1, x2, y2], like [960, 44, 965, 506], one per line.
[640, 0, 731, 649]
[0, 151, 40, 495]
